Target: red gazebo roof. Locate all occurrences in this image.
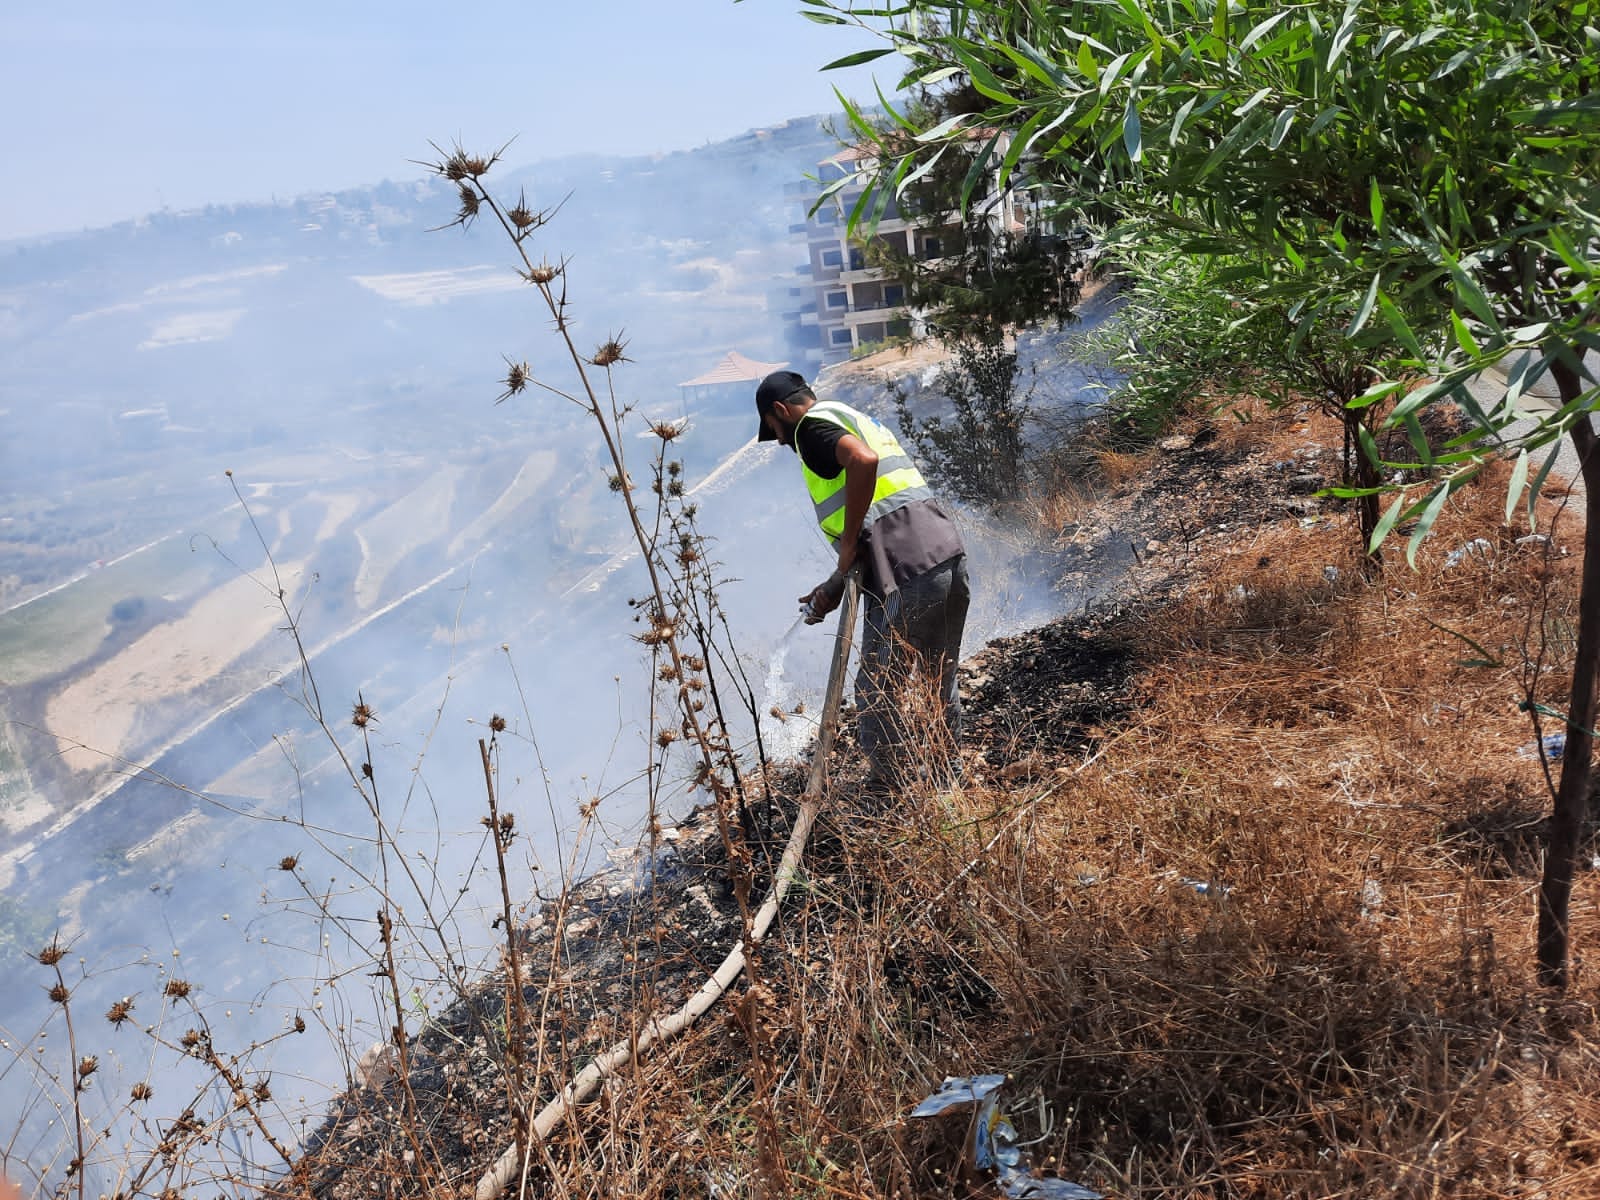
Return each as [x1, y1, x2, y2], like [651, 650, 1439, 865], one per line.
[678, 351, 788, 389]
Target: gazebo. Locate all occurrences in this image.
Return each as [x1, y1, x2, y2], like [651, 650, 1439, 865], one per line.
[677, 350, 788, 412]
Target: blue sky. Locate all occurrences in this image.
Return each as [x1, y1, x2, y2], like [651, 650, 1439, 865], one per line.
[1, 2, 900, 240]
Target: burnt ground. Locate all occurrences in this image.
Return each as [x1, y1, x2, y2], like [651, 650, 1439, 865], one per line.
[284, 407, 1337, 1198]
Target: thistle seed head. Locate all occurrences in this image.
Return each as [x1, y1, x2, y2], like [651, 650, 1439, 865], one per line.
[524, 261, 560, 284]
[278, 855, 298, 872]
[489, 713, 507, 733]
[497, 359, 532, 404]
[77, 1055, 98, 1079]
[351, 700, 378, 729]
[435, 144, 499, 182]
[38, 941, 65, 966]
[656, 729, 678, 748]
[49, 983, 69, 1004]
[106, 998, 134, 1027]
[591, 334, 630, 368]
[131, 1082, 154, 1102]
[507, 191, 542, 230]
[164, 979, 192, 999]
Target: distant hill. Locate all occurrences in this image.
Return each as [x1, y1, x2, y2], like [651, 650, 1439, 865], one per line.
[0, 116, 840, 604]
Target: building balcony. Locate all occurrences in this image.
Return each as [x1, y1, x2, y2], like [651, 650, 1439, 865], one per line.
[839, 301, 910, 328]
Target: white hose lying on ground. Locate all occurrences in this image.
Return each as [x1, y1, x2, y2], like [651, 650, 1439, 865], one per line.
[473, 577, 861, 1200]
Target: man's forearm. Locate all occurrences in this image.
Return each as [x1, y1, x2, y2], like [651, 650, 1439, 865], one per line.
[837, 463, 876, 570]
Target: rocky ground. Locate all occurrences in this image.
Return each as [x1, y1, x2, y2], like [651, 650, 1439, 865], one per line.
[283, 391, 1340, 1198]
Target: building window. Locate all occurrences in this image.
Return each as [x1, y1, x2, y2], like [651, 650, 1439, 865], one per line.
[830, 328, 854, 347]
[848, 248, 866, 271]
[922, 236, 942, 259]
[819, 248, 843, 268]
[884, 285, 905, 307]
[825, 291, 849, 310]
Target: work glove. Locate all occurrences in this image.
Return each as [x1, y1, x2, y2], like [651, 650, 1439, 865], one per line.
[800, 568, 847, 624]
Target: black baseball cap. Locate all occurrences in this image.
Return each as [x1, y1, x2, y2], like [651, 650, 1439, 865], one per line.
[755, 370, 810, 442]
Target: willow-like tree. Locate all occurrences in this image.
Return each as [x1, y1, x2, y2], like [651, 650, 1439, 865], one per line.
[808, 0, 1598, 983]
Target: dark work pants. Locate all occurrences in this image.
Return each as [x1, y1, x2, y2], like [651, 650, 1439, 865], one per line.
[856, 554, 971, 780]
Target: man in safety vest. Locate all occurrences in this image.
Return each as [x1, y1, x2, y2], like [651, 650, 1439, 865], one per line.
[756, 369, 971, 789]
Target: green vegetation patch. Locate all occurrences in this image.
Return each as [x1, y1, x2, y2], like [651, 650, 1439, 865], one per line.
[0, 531, 235, 686]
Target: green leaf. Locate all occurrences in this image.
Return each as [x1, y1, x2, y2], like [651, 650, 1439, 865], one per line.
[1306, 105, 1345, 136]
[959, 130, 1004, 212]
[1077, 38, 1100, 83]
[1402, 411, 1434, 466]
[1429, 46, 1476, 81]
[1449, 310, 1481, 357]
[1368, 177, 1383, 231]
[1235, 87, 1272, 116]
[875, 79, 916, 133]
[1194, 108, 1269, 182]
[895, 144, 949, 197]
[821, 47, 896, 70]
[999, 38, 1068, 89]
[915, 111, 977, 142]
[1268, 104, 1298, 149]
[1238, 10, 1291, 54]
[1528, 441, 1565, 515]
[1169, 94, 1199, 146]
[914, 66, 962, 87]
[1346, 272, 1381, 337]
[1378, 294, 1426, 363]
[1406, 484, 1451, 566]
[1505, 448, 1530, 524]
[1440, 246, 1502, 335]
[1511, 95, 1600, 125]
[1327, 3, 1360, 70]
[1370, 493, 1406, 552]
[1123, 97, 1143, 162]
[1349, 378, 1406, 410]
[1356, 420, 1381, 468]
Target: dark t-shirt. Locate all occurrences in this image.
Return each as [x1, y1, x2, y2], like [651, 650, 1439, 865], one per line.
[796, 416, 846, 479]
[794, 408, 964, 595]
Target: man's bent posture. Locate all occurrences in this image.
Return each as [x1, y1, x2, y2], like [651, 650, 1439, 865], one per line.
[756, 370, 970, 788]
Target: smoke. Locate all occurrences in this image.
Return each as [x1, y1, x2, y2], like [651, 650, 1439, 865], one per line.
[0, 118, 1119, 1188]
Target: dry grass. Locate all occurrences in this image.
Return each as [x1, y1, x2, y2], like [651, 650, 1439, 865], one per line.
[484, 401, 1600, 1199]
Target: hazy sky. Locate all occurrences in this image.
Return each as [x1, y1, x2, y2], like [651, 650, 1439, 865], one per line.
[1, 2, 900, 240]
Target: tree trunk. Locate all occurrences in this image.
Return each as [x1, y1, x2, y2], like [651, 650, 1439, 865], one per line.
[1536, 357, 1596, 988]
[1345, 408, 1383, 571]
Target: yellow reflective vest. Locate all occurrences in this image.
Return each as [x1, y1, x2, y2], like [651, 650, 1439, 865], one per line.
[797, 401, 934, 546]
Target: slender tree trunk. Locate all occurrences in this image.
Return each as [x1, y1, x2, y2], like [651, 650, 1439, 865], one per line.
[1344, 408, 1383, 571]
[1536, 357, 1595, 988]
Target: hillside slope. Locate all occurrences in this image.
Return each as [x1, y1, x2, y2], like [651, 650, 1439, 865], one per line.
[285, 388, 1600, 1199]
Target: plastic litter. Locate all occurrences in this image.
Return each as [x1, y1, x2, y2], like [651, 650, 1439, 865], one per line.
[1359, 878, 1384, 918]
[1180, 877, 1232, 898]
[1443, 537, 1494, 568]
[1517, 733, 1567, 760]
[910, 1075, 1103, 1200]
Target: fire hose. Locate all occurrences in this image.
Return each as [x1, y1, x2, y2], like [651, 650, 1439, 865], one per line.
[473, 573, 861, 1200]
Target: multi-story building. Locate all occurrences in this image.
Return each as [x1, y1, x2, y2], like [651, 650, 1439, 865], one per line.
[783, 141, 1021, 366]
